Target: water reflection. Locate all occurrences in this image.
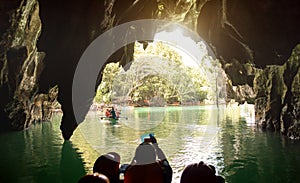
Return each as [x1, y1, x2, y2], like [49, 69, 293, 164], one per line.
[60, 141, 86, 183]
[1, 105, 299, 183]
[0, 116, 86, 183]
[76, 105, 300, 183]
[77, 106, 223, 182]
[219, 106, 300, 183]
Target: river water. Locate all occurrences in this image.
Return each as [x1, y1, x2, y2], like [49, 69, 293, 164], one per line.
[0, 105, 300, 183]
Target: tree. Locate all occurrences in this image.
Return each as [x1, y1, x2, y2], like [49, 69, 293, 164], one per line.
[94, 62, 122, 103]
[95, 41, 222, 106]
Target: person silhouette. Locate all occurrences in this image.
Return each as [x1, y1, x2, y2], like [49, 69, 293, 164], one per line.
[93, 152, 121, 183]
[180, 161, 225, 183]
[124, 134, 172, 183]
[78, 173, 110, 183]
[110, 107, 116, 119]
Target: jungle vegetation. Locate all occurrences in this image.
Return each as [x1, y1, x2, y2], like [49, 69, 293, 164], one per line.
[95, 41, 225, 106]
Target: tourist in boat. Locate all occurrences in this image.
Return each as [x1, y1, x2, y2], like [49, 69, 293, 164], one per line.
[124, 134, 172, 183]
[93, 152, 121, 183]
[110, 107, 117, 119]
[180, 161, 225, 183]
[78, 173, 110, 183]
[105, 108, 111, 117]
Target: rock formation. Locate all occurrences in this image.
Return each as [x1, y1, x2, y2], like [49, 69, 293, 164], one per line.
[0, 0, 57, 131]
[253, 46, 300, 136]
[0, 0, 299, 139]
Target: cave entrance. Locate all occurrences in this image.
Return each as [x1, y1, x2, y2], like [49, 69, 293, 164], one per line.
[79, 28, 230, 162]
[72, 20, 228, 126]
[94, 29, 227, 110]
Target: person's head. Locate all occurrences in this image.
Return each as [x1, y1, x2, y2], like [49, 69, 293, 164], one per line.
[133, 143, 157, 165]
[180, 161, 224, 183]
[93, 152, 120, 183]
[78, 173, 110, 183]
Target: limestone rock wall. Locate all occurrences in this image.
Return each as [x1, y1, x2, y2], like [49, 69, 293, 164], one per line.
[282, 45, 300, 138]
[288, 68, 300, 138]
[197, 0, 300, 138]
[0, 0, 57, 131]
[253, 45, 300, 137]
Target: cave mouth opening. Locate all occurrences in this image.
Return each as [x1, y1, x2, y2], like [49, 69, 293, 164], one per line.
[74, 21, 256, 156]
[72, 20, 228, 128]
[78, 28, 230, 156]
[94, 29, 227, 111]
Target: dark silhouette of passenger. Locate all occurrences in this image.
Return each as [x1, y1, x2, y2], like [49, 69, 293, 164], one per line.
[180, 161, 225, 183]
[78, 173, 110, 183]
[124, 134, 172, 183]
[110, 107, 117, 119]
[93, 152, 121, 183]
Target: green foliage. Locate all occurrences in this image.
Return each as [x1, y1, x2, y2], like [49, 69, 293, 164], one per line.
[95, 41, 224, 106]
[94, 62, 121, 103]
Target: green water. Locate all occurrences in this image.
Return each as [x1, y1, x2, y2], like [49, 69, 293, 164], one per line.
[0, 105, 300, 183]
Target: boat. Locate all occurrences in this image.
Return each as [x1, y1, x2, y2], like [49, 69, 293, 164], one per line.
[99, 116, 128, 120]
[100, 116, 119, 120]
[99, 116, 119, 125]
[99, 106, 127, 123]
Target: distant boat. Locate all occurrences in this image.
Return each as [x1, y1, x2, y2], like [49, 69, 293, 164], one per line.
[99, 116, 128, 120]
[99, 116, 119, 125]
[100, 116, 119, 120]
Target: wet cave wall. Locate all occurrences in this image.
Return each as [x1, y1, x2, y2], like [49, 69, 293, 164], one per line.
[0, 0, 57, 131]
[0, 0, 299, 139]
[197, 0, 300, 138]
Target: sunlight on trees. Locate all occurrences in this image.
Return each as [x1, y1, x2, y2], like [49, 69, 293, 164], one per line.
[95, 40, 225, 106]
[94, 62, 122, 103]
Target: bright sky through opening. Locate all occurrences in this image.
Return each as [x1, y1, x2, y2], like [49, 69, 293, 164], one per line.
[154, 28, 208, 67]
